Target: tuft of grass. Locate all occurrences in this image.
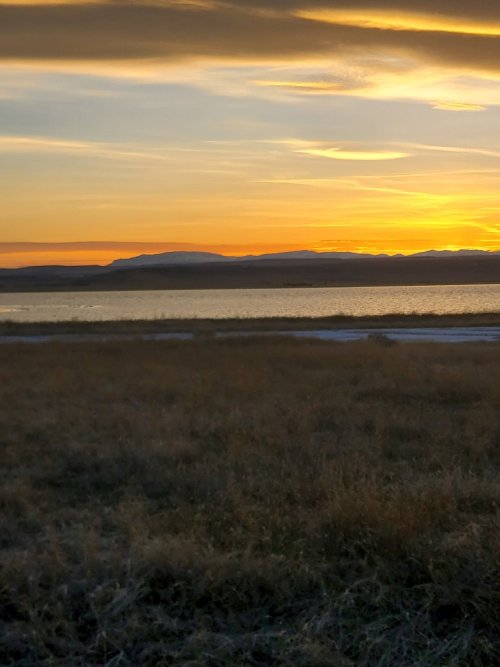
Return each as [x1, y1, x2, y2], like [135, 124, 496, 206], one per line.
[1, 338, 500, 665]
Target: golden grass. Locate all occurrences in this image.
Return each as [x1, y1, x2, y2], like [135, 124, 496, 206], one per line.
[1, 338, 500, 665]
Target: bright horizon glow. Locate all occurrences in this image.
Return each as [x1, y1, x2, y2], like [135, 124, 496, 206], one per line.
[2, 240, 500, 268]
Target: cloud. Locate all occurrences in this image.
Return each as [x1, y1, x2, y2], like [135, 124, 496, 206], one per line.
[295, 8, 500, 38]
[232, 1, 500, 23]
[401, 142, 500, 159]
[290, 139, 500, 162]
[0, 240, 223, 255]
[431, 101, 486, 112]
[0, 241, 183, 254]
[0, 135, 172, 161]
[297, 147, 410, 161]
[0, 1, 500, 80]
[252, 79, 352, 93]
[261, 178, 449, 199]
[244, 58, 500, 111]
[0, 136, 94, 151]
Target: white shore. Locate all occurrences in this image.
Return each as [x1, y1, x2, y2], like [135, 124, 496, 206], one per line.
[1, 326, 500, 344]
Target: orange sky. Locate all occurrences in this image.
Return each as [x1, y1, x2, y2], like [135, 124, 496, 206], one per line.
[1, 1, 499, 267]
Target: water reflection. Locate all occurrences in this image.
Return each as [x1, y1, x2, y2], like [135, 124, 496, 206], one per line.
[1, 284, 499, 322]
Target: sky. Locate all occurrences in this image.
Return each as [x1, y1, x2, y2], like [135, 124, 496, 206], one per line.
[1, 0, 500, 267]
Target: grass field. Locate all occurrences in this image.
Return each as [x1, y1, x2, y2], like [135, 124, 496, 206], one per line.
[2, 337, 500, 665]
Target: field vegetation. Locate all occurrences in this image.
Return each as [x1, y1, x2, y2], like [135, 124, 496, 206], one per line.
[1, 337, 500, 665]
[2, 311, 500, 337]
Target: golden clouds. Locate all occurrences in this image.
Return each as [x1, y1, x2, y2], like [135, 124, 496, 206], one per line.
[3, 130, 499, 260]
[252, 80, 348, 93]
[0, 135, 175, 161]
[432, 102, 486, 112]
[0, 1, 499, 78]
[297, 147, 410, 161]
[296, 8, 500, 38]
[0, 136, 93, 150]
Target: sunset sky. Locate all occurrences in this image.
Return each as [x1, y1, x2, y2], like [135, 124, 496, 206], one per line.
[1, 0, 500, 267]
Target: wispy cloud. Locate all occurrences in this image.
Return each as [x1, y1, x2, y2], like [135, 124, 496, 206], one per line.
[260, 178, 451, 201]
[0, 135, 173, 161]
[252, 79, 352, 94]
[246, 59, 500, 112]
[296, 8, 500, 38]
[431, 101, 486, 111]
[401, 142, 500, 159]
[296, 147, 410, 161]
[0, 241, 183, 255]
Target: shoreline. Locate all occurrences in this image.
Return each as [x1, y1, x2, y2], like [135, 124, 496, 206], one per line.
[2, 327, 500, 345]
[2, 312, 500, 339]
[3, 279, 500, 294]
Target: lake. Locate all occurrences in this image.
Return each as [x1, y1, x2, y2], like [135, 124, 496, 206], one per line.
[1, 284, 500, 322]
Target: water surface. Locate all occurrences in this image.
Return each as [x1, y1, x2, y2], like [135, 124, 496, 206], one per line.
[1, 284, 500, 322]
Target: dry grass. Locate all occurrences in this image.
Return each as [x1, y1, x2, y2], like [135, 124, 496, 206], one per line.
[1, 337, 500, 665]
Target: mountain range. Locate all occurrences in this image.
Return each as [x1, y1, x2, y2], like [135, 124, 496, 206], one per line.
[1, 248, 500, 293]
[108, 248, 498, 269]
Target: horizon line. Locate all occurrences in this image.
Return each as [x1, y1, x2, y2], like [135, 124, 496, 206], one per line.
[1, 244, 500, 270]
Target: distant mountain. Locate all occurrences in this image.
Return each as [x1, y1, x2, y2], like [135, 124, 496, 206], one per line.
[1, 248, 499, 288]
[108, 248, 500, 269]
[239, 250, 383, 261]
[412, 249, 498, 258]
[110, 251, 231, 268]
[240, 250, 321, 261]
[109, 249, 382, 269]
[2, 251, 500, 292]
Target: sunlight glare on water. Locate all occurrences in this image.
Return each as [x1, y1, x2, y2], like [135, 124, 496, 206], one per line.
[0, 285, 500, 322]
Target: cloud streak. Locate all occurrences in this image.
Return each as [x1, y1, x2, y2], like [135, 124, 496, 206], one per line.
[0, 135, 174, 161]
[431, 102, 486, 112]
[296, 8, 500, 37]
[297, 147, 410, 161]
[0, 1, 499, 78]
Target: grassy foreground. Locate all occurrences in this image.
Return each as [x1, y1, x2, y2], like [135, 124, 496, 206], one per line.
[2, 338, 500, 666]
